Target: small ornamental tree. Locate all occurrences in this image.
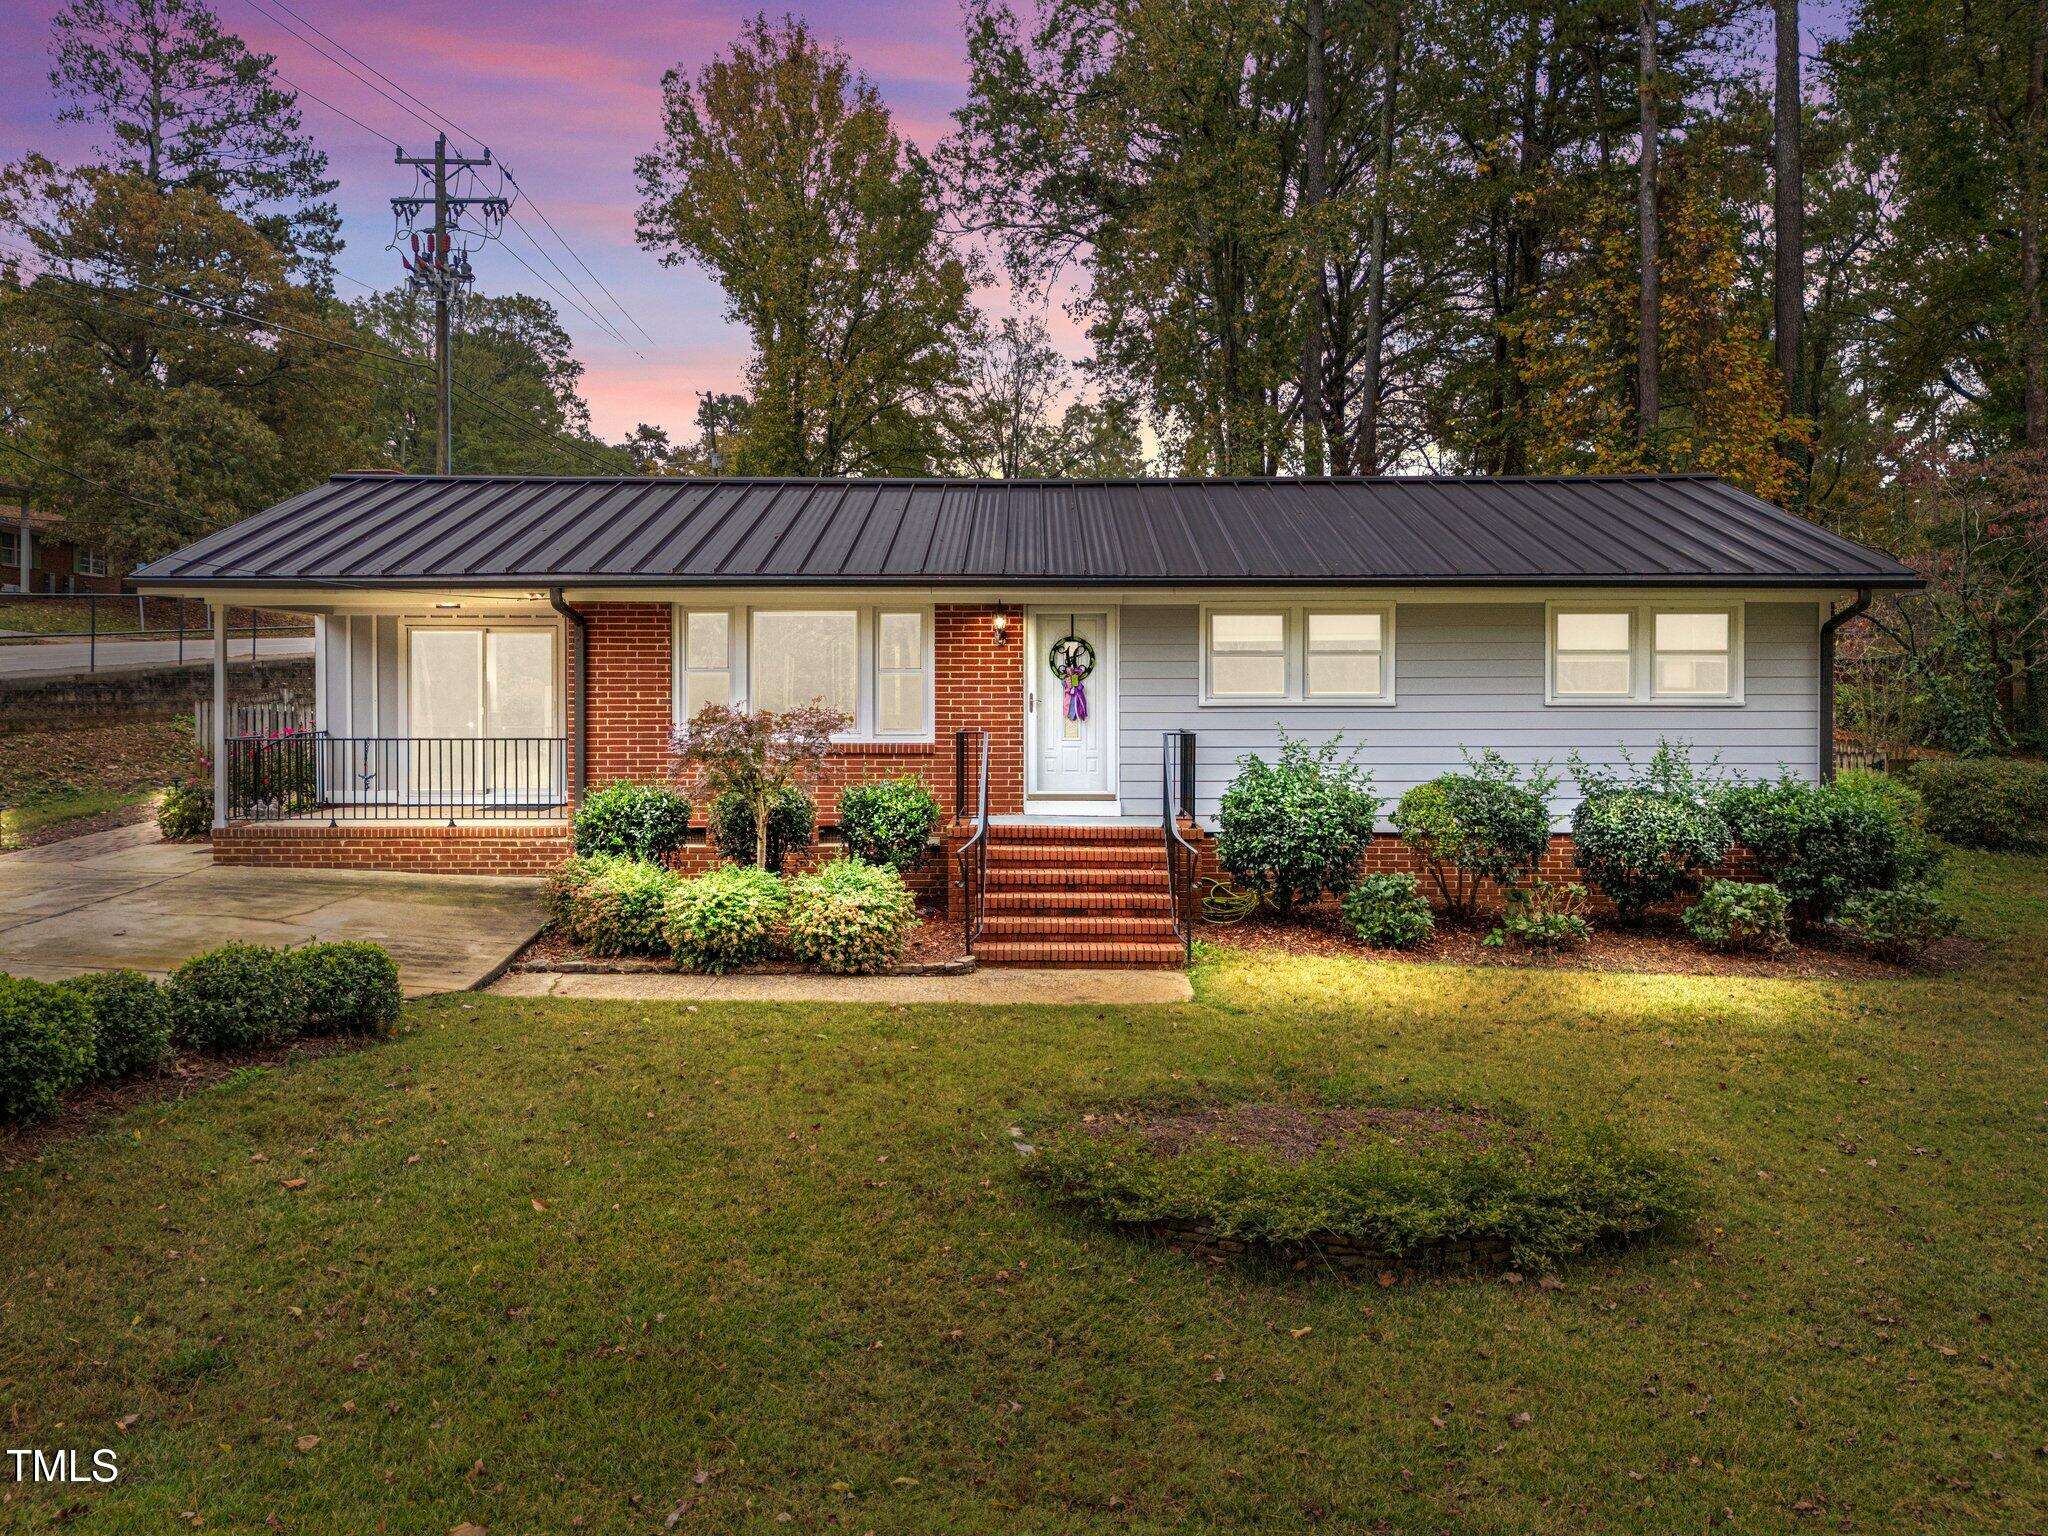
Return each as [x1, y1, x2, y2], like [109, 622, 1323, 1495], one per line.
[668, 703, 846, 869]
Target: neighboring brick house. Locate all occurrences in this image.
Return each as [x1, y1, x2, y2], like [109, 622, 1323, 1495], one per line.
[133, 473, 1920, 966]
[2, 487, 126, 594]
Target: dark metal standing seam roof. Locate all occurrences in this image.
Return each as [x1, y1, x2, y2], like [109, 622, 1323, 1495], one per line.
[131, 473, 1924, 590]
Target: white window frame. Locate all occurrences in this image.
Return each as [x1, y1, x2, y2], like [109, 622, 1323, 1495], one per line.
[1545, 600, 1744, 706]
[396, 617, 567, 736]
[1198, 602, 1395, 707]
[671, 602, 935, 742]
[75, 548, 110, 578]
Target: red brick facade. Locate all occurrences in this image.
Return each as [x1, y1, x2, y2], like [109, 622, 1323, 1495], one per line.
[213, 821, 570, 875]
[576, 600, 1026, 824]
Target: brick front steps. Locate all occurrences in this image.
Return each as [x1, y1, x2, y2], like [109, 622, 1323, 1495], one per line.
[973, 823, 1186, 969]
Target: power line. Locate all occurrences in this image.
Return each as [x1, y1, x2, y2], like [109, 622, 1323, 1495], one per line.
[237, 0, 660, 356]
[252, 0, 487, 148]
[0, 437, 175, 512]
[233, 0, 450, 144]
[502, 169, 660, 348]
[499, 217, 630, 344]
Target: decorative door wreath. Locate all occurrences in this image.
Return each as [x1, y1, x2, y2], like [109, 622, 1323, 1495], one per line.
[1048, 628, 1096, 722]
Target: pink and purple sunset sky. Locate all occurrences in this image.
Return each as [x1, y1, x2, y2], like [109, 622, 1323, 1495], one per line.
[1, 1, 1844, 448]
[0, 0, 1033, 444]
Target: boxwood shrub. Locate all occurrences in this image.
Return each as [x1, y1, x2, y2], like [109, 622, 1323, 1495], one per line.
[168, 944, 308, 1051]
[572, 780, 693, 862]
[156, 778, 213, 840]
[1021, 1111, 1698, 1273]
[1900, 758, 2048, 851]
[1681, 879, 1791, 954]
[1216, 734, 1380, 912]
[1391, 751, 1557, 917]
[58, 969, 173, 1080]
[1569, 743, 1732, 918]
[573, 858, 681, 957]
[1837, 886, 1958, 962]
[0, 975, 95, 1123]
[710, 784, 816, 872]
[665, 864, 788, 972]
[785, 857, 918, 974]
[1340, 873, 1435, 950]
[291, 943, 403, 1035]
[1713, 772, 1933, 924]
[836, 776, 941, 872]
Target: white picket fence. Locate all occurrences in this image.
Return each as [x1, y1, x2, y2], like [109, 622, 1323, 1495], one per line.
[193, 696, 316, 744]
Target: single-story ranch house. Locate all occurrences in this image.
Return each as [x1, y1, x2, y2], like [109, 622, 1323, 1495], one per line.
[134, 472, 1920, 966]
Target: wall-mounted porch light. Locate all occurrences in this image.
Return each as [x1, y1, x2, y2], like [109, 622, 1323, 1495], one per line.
[992, 602, 1010, 646]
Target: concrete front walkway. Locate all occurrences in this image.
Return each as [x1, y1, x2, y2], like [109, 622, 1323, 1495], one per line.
[0, 822, 544, 995]
[489, 968, 1194, 1005]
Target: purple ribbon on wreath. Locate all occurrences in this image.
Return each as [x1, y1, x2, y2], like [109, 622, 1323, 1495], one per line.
[1060, 669, 1089, 721]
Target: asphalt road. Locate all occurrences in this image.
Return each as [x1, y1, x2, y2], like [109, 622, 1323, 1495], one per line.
[0, 633, 313, 681]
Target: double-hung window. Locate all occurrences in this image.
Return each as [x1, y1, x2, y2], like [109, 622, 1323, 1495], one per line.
[675, 604, 932, 740]
[1547, 602, 1741, 704]
[1200, 604, 1393, 705]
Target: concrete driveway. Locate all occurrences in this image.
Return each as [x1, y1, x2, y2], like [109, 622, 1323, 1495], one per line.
[0, 822, 544, 995]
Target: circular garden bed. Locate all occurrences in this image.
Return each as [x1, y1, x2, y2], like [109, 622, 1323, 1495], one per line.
[1015, 1097, 1697, 1280]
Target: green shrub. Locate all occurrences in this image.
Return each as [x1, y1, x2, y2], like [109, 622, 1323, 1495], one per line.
[1569, 743, 1732, 918]
[836, 776, 941, 872]
[1216, 734, 1380, 912]
[1901, 758, 2048, 850]
[573, 780, 693, 862]
[1391, 751, 1557, 916]
[665, 864, 789, 972]
[157, 777, 213, 840]
[1681, 880, 1791, 954]
[1340, 873, 1436, 949]
[0, 975, 95, 1123]
[1837, 886, 1959, 963]
[167, 944, 307, 1052]
[58, 969, 172, 1080]
[1020, 1110, 1698, 1273]
[1486, 880, 1592, 951]
[290, 943, 402, 1035]
[785, 857, 918, 974]
[1713, 773, 1933, 924]
[542, 853, 610, 938]
[576, 858, 681, 956]
[710, 784, 815, 872]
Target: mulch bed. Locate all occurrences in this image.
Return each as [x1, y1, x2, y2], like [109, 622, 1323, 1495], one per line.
[1201, 904, 1983, 979]
[0, 1035, 370, 1171]
[1075, 1100, 1505, 1161]
[511, 913, 972, 976]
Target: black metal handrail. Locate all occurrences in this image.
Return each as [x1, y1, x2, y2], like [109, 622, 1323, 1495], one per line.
[223, 734, 568, 826]
[954, 727, 991, 952]
[1162, 730, 1200, 962]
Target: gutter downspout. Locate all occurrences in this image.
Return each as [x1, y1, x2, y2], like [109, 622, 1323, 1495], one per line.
[548, 587, 588, 807]
[1819, 587, 1873, 782]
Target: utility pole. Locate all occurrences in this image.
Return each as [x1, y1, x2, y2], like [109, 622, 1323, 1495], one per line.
[393, 135, 505, 474]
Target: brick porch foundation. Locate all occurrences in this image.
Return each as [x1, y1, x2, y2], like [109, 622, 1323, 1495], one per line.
[212, 822, 571, 876]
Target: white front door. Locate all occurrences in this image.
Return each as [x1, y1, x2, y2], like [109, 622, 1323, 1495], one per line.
[1027, 607, 1117, 805]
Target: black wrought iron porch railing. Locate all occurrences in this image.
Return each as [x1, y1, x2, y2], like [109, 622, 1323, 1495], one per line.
[223, 734, 568, 825]
[954, 727, 991, 952]
[1162, 729, 1199, 962]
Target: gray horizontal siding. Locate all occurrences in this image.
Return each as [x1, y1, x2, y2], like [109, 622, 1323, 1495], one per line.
[1116, 601, 1821, 827]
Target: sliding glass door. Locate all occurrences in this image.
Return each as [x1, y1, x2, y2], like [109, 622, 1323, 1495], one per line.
[407, 626, 560, 804]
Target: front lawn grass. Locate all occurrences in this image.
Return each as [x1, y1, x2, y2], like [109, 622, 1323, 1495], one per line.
[2, 852, 2044, 1532]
